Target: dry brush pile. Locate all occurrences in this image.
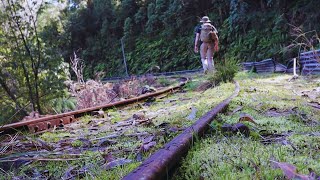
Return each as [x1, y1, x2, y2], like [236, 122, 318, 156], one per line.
[65, 75, 164, 110]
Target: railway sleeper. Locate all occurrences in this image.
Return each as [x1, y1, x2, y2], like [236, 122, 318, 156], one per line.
[27, 115, 75, 133]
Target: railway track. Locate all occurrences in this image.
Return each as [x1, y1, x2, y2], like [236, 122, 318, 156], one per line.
[0, 79, 188, 135]
[0, 69, 204, 135]
[123, 81, 240, 180]
[0, 73, 240, 179]
[2, 72, 317, 179]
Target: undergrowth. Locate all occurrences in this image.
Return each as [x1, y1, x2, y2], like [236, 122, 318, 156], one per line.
[2, 72, 319, 179]
[173, 72, 320, 179]
[207, 57, 240, 85]
[0, 73, 234, 179]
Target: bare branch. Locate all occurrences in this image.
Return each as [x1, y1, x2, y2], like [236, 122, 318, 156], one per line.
[70, 51, 85, 84]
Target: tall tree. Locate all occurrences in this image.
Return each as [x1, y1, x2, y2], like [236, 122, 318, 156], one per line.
[0, 0, 67, 119]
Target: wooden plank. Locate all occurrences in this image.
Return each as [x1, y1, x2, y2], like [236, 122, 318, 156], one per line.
[302, 67, 320, 75]
[241, 62, 255, 71]
[300, 60, 319, 64]
[299, 49, 320, 75]
[300, 49, 320, 55]
[304, 64, 320, 68]
[255, 59, 275, 73]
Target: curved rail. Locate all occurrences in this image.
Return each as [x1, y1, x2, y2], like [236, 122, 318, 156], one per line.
[123, 81, 240, 180]
[0, 80, 188, 134]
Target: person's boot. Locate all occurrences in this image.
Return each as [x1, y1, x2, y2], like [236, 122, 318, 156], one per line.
[201, 58, 208, 73]
[207, 57, 214, 72]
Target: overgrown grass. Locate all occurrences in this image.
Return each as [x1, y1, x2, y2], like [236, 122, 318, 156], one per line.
[1, 73, 236, 179]
[184, 79, 202, 91]
[207, 57, 240, 85]
[173, 72, 320, 179]
[2, 72, 319, 179]
[40, 132, 74, 143]
[173, 134, 320, 180]
[157, 76, 172, 86]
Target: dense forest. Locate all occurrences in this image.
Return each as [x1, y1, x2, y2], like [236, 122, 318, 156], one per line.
[0, 0, 319, 122]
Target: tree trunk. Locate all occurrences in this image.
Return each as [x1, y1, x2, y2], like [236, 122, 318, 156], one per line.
[21, 62, 36, 112]
[32, 13, 43, 114]
[34, 73, 42, 114]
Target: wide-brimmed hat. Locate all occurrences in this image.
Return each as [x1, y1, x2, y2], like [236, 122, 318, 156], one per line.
[200, 16, 211, 23]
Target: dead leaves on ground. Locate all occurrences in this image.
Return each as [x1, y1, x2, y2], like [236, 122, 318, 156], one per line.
[103, 158, 133, 170]
[239, 113, 258, 125]
[301, 87, 320, 101]
[270, 160, 319, 180]
[220, 112, 258, 137]
[0, 105, 183, 178]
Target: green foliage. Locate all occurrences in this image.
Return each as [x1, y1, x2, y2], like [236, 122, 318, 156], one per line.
[50, 97, 77, 114]
[229, 0, 249, 34]
[56, 0, 320, 80]
[127, 36, 200, 74]
[134, 7, 147, 28]
[184, 80, 202, 91]
[1, 0, 320, 121]
[0, 0, 68, 122]
[71, 139, 83, 147]
[207, 58, 240, 85]
[157, 76, 171, 86]
[124, 17, 133, 38]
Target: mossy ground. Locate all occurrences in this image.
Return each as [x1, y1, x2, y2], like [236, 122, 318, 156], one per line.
[1, 72, 319, 179]
[173, 72, 320, 179]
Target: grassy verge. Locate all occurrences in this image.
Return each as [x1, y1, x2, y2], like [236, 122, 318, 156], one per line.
[173, 72, 320, 179]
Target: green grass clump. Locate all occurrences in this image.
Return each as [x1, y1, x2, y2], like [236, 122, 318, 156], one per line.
[207, 58, 240, 85]
[40, 132, 73, 143]
[108, 109, 122, 124]
[157, 76, 172, 86]
[71, 139, 83, 147]
[184, 80, 202, 91]
[80, 115, 94, 124]
[98, 162, 141, 180]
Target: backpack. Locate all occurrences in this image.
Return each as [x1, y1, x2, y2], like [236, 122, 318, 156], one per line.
[200, 23, 217, 43]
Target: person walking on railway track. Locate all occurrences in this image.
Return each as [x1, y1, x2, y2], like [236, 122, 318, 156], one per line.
[194, 16, 219, 73]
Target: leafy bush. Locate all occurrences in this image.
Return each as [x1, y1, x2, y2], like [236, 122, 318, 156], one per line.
[207, 58, 240, 85]
[184, 80, 202, 91]
[50, 97, 77, 113]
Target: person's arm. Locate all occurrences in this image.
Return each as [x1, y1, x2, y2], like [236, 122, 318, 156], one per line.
[194, 33, 200, 53]
[212, 32, 219, 52]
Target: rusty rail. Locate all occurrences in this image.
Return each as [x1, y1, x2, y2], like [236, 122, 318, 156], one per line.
[123, 81, 240, 180]
[0, 80, 187, 134]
